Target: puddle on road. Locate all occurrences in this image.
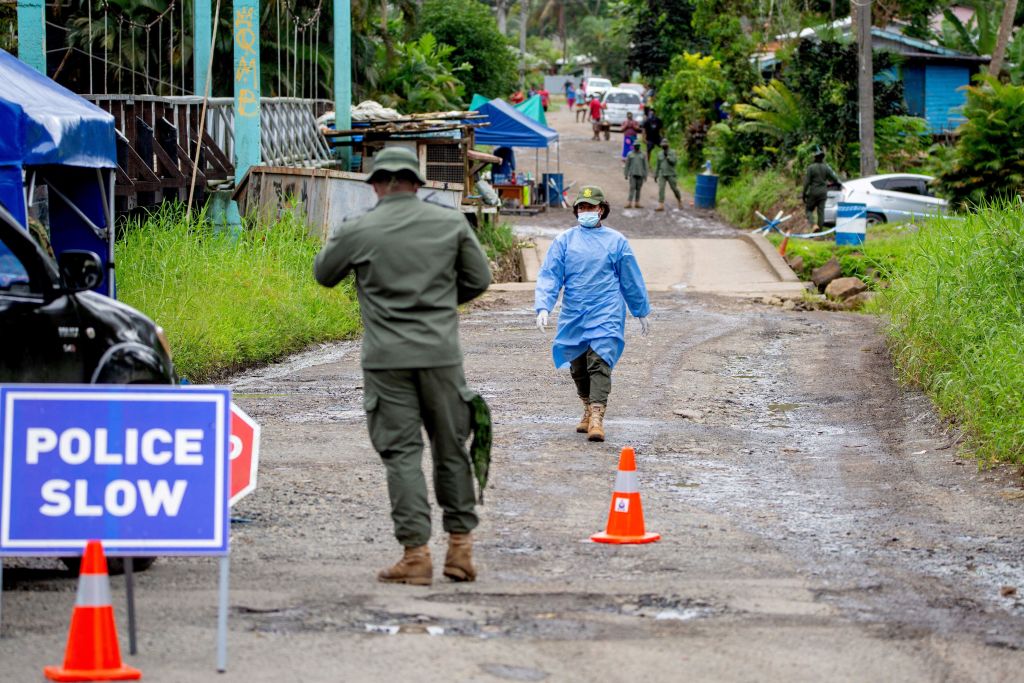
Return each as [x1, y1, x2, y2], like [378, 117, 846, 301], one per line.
[768, 402, 804, 413]
[235, 592, 724, 640]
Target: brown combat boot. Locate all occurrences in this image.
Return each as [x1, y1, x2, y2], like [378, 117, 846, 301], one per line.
[443, 533, 476, 582]
[677, 198, 684, 209]
[588, 403, 606, 442]
[635, 202, 644, 209]
[655, 202, 665, 212]
[377, 545, 432, 585]
[576, 401, 592, 433]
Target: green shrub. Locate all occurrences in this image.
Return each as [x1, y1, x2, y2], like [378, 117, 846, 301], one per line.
[373, 33, 469, 112]
[875, 116, 930, 172]
[936, 77, 1024, 206]
[417, 0, 517, 99]
[717, 168, 803, 229]
[117, 206, 360, 382]
[884, 203, 1024, 463]
[655, 53, 730, 164]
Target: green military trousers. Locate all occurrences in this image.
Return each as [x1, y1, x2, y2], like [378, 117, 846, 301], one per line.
[658, 176, 682, 202]
[569, 347, 612, 406]
[363, 365, 478, 548]
[628, 176, 645, 202]
[805, 190, 828, 228]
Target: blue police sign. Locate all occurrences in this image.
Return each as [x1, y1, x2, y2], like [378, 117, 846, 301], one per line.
[0, 385, 230, 555]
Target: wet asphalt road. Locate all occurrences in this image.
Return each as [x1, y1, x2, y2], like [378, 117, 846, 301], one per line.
[2, 106, 1024, 682]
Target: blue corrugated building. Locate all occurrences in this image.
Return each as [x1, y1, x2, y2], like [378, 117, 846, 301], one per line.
[869, 27, 989, 134]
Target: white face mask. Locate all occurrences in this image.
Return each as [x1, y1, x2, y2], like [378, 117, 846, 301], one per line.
[577, 211, 601, 228]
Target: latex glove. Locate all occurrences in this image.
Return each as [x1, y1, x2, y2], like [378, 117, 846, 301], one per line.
[639, 316, 651, 337]
[536, 310, 549, 332]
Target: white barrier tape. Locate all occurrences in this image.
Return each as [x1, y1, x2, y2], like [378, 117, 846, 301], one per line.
[613, 470, 639, 493]
[75, 574, 112, 607]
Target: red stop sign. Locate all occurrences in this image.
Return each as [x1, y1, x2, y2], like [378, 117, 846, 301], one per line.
[229, 403, 260, 506]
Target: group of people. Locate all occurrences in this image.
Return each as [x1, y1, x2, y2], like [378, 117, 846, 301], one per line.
[510, 85, 551, 111]
[619, 108, 683, 211]
[314, 147, 651, 587]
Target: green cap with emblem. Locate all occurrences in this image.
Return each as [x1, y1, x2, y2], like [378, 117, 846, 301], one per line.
[573, 185, 607, 207]
[367, 146, 427, 185]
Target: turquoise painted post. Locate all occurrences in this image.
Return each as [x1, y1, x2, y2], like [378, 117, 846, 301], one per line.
[233, 0, 261, 184]
[193, 0, 211, 95]
[333, 0, 351, 169]
[16, 0, 46, 74]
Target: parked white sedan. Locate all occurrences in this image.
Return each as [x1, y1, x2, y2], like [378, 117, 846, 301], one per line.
[824, 174, 948, 226]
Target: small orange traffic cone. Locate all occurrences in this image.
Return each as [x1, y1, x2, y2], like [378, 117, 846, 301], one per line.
[44, 540, 142, 682]
[591, 447, 661, 544]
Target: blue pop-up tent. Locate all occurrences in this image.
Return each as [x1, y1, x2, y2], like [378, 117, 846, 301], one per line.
[473, 98, 558, 149]
[0, 49, 117, 295]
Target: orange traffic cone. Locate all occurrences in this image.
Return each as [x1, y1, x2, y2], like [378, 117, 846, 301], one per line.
[591, 447, 661, 544]
[44, 540, 142, 682]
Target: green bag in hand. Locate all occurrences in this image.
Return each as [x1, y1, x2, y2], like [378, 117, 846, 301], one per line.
[468, 394, 492, 503]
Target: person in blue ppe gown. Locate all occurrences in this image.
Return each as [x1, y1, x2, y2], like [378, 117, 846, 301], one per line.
[534, 185, 651, 442]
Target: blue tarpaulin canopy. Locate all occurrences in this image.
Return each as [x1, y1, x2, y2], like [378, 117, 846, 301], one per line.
[473, 98, 558, 149]
[0, 49, 118, 295]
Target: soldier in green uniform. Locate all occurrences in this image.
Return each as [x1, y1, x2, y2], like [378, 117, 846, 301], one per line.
[623, 144, 648, 209]
[803, 149, 841, 229]
[654, 139, 683, 212]
[314, 147, 492, 586]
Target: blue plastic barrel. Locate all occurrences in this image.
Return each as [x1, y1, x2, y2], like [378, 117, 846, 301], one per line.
[835, 202, 867, 246]
[694, 173, 718, 209]
[542, 173, 564, 207]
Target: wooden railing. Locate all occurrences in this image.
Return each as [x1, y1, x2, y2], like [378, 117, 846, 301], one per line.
[87, 95, 335, 211]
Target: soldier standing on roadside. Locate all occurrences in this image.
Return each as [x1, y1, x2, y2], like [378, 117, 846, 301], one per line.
[803, 149, 841, 229]
[314, 147, 492, 586]
[624, 144, 648, 209]
[654, 139, 683, 211]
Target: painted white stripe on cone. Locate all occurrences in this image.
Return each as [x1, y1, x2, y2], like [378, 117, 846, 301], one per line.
[75, 574, 112, 607]
[614, 470, 638, 493]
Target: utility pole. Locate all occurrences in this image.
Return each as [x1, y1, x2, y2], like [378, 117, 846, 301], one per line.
[856, 0, 877, 176]
[519, 0, 528, 88]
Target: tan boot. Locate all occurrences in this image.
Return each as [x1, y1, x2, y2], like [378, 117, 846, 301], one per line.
[377, 545, 432, 585]
[443, 533, 477, 582]
[677, 198, 684, 209]
[655, 202, 665, 212]
[576, 401, 592, 433]
[588, 403, 606, 442]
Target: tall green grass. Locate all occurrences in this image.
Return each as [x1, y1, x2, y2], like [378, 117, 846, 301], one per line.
[885, 203, 1024, 463]
[767, 224, 917, 286]
[116, 206, 360, 382]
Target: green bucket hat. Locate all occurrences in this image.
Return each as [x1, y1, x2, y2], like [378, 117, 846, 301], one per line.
[367, 146, 426, 184]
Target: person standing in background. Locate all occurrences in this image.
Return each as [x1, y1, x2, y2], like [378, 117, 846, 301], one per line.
[624, 144, 648, 209]
[621, 112, 641, 163]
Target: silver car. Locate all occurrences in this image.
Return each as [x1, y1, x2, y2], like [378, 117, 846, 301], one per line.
[600, 88, 646, 128]
[824, 173, 948, 226]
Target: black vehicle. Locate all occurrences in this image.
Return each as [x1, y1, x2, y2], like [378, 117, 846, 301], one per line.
[0, 206, 175, 385]
[0, 203, 175, 573]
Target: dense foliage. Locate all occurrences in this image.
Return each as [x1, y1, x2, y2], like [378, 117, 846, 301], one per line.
[936, 77, 1024, 205]
[373, 33, 468, 111]
[622, 0, 699, 78]
[417, 0, 517, 99]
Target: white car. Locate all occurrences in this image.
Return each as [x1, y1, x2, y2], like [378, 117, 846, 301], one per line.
[824, 173, 948, 226]
[584, 77, 613, 101]
[600, 87, 646, 128]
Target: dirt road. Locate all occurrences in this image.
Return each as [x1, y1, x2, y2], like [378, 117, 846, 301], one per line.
[3, 106, 1024, 682]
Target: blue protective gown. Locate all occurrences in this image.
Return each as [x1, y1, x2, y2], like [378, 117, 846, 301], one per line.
[535, 224, 651, 369]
